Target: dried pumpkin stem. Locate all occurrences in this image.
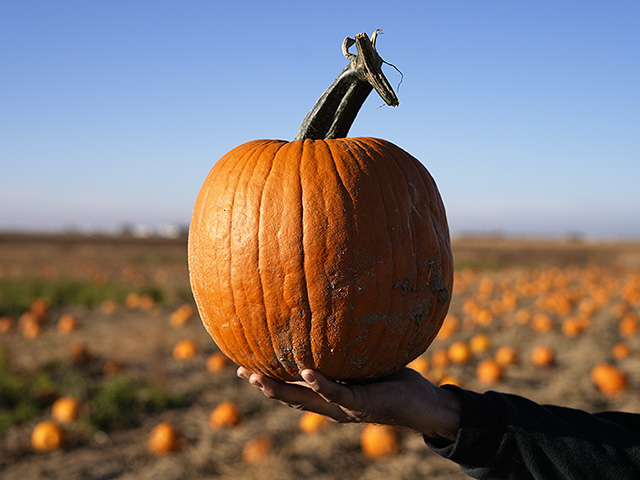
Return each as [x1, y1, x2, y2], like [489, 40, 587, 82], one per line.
[294, 30, 399, 141]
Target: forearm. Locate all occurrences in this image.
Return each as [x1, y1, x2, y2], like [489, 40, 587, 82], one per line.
[427, 386, 640, 480]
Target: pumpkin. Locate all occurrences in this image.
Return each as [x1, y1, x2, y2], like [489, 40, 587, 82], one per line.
[590, 363, 628, 396]
[52, 397, 80, 424]
[242, 434, 272, 463]
[447, 341, 472, 364]
[299, 411, 330, 434]
[148, 422, 182, 455]
[20, 312, 41, 339]
[494, 345, 519, 367]
[172, 339, 198, 360]
[57, 313, 79, 334]
[0, 316, 13, 333]
[209, 400, 242, 429]
[476, 358, 503, 384]
[125, 292, 140, 309]
[170, 303, 196, 327]
[206, 351, 230, 372]
[469, 333, 491, 354]
[188, 31, 452, 382]
[430, 349, 450, 368]
[100, 299, 118, 314]
[360, 424, 399, 459]
[530, 345, 555, 367]
[531, 313, 554, 333]
[439, 374, 460, 387]
[619, 313, 639, 337]
[612, 342, 631, 360]
[137, 294, 156, 312]
[29, 298, 50, 322]
[31, 421, 65, 451]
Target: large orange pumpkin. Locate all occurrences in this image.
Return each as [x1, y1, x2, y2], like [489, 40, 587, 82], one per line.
[188, 31, 452, 382]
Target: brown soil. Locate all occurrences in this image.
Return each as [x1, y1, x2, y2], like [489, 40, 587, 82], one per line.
[0, 233, 639, 479]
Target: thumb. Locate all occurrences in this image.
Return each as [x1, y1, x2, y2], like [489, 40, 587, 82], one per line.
[301, 369, 357, 409]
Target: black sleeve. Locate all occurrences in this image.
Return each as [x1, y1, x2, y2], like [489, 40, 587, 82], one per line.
[425, 385, 640, 480]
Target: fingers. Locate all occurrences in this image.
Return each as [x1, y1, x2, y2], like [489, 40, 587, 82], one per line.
[236, 367, 352, 422]
[300, 369, 358, 409]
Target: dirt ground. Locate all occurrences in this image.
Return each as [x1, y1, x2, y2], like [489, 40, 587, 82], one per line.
[1, 233, 639, 479]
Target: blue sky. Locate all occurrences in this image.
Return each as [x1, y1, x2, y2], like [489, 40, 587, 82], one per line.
[2, 1, 639, 238]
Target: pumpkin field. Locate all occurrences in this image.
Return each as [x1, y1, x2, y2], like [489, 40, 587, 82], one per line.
[1, 233, 640, 479]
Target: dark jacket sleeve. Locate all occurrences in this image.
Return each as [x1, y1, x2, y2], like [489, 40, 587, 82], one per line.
[425, 385, 640, 480]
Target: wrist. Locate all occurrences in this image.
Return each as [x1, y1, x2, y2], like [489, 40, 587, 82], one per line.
[412, 384, 461, 442]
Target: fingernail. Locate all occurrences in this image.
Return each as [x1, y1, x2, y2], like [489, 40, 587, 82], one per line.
[301, 369, 315, 384]
[250, 378, 263, 390]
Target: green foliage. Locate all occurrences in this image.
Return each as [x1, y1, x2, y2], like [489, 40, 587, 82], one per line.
[136, 286, 166, 304]
[140, 383, 189, 413]
[88, 375, 187, 432]
[0, 278, 168, 316]
[0, 347, 49, 432]
[89, 375, 140, 431]
[0, 347, 185, 433]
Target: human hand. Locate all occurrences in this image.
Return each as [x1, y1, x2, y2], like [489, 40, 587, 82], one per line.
[237, 366, 461, 442]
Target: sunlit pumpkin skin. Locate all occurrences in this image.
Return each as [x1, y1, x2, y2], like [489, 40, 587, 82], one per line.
[188, 32, 452, 382]
[189, 138, 451, 381]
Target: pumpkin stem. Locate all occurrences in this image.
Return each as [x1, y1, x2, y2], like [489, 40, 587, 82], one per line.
[294, 30, 399, 141]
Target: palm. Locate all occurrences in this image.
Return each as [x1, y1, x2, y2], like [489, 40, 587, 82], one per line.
[237, 366, 444, 430]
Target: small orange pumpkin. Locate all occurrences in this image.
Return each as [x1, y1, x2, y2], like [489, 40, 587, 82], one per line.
[591, 363, 628, 396]
[447, 341, 472, 364]
[531, 313, 554, 333]
[188, 32, 452, 382]
[477, 359, 503, 384]
[57, 314, 79, 334]
[52, 397, 80, 424]
[242, 435, 272, 463]
[31, 421, 65, 451]
[20, 313, 41, 339]
[206, 351, 230, 373]
[172, 339, 198, 360]
[299, 411, 330, 434]
[137, 294, 156, 311]
[530, 345, 554, 367]
[439, 374, 460, 387]
[619, 313, 639, 338]
[170, 304, 195, 327]
[0, 316, 13, 333]
[209, 401, 242, 429]
[29, 298, 50, 321]
[562, 317, 589, 337]
[430, 349, 450, 368]
[148, 422, 182, 455]
[612, 342, 632, 360]
[469, 333, 491, 354]
[495, 345, 518, 367]
[360, 424, 399, 459]
[125, 292, 140, 309]
[100, 299, 118, 314]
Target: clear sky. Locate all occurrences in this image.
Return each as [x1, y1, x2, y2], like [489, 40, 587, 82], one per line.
[2, 1, 639, 238]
